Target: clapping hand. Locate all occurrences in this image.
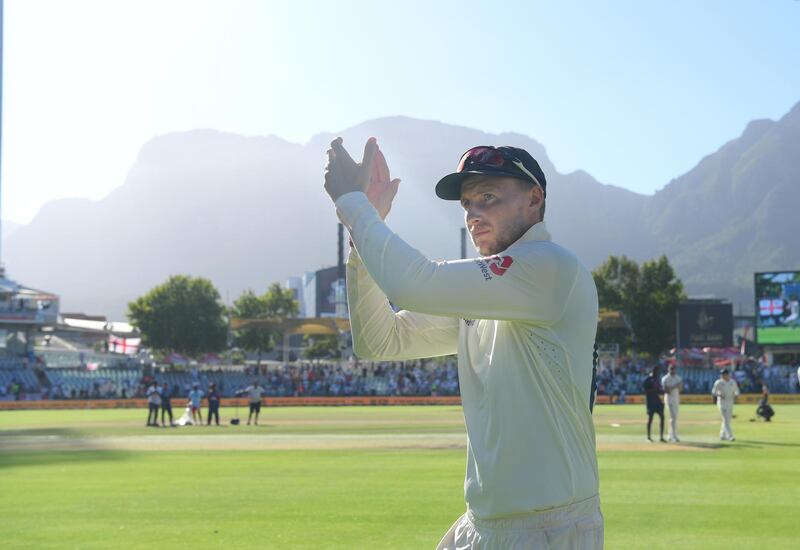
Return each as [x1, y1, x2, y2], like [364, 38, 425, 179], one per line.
[324, 137, 400, 220]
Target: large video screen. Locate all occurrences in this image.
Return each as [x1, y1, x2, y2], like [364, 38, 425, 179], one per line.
[755, 271, 800, 345]
[677, 302, 733, 347]
[315, 265, 345, 318]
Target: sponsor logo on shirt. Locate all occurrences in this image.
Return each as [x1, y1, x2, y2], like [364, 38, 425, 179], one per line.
[463, 319, 476, 327]
[473, 255, 513, 280]
[474, 259, 493, 281]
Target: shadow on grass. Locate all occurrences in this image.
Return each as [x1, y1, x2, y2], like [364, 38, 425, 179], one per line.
[676, 441, 725, 450]
[0, 427, 131, 469]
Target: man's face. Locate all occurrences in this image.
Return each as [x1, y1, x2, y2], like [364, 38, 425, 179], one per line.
[722, 373, 730, 381]
[460, 176, 542, 256]
[669, 367, 676, 375]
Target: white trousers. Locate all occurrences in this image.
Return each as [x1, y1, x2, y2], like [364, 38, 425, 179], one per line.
[666, 397, 679, 440]
[437, 495, 603, 550]
[718, 402, 734, 439]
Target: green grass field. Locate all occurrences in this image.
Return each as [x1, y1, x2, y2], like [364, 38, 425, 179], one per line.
[756, 325, 800, 344]
[1, 404, 799, 549]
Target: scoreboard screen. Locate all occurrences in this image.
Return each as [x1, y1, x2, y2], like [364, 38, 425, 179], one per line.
[755, 271, 800, 345]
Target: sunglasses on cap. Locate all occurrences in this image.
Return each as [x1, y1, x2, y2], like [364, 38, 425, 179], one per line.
[457, 146, 545, 192]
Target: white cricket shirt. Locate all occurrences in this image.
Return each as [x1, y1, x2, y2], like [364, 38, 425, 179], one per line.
[712, 378, 739, 405]
[661, 373, 682, 401]
[246, 385, 265, 403]
[336, 192, 599, 520]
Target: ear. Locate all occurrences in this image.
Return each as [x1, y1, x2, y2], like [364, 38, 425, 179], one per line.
[528, 184, 543, 208]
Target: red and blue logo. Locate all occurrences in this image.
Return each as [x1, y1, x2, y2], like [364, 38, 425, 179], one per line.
[487, 255, 513, 276]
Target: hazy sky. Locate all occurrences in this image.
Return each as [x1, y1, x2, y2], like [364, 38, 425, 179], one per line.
[2, 0, 799, 224]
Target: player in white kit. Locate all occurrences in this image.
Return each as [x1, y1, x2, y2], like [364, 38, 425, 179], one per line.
[661, 365, 683, 442]
[325, 139, 603, 549]
[783, 296, 799, 326]
[712, 369, 740, 441]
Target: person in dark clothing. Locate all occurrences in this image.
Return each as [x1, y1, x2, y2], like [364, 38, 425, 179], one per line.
[206, 383, 221, 426]
[756, 384, 775, 422]
[643, 366, 666, 442]
[160, 382, 174, 427]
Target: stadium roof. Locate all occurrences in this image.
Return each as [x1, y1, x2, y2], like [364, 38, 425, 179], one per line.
[231, 317, 350, 336]
[61, 317, 137, 335]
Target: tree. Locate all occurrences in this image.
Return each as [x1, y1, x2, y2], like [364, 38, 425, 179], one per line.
[127, 275, 228, 357]
[262, 282, 299, 319]
[231, 283, 299, 366]
[592, 255, 685, 356]
[593, 255, 640, 350]
[634, 256, 686, 356]
[302, 335, 340, 359]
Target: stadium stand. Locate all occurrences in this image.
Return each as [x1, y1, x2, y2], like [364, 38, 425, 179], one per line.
[0, 356, 26, 370]
[38, 350, 137, 369]
[595, 359, 798, 398]
[0, 353, 796, 400]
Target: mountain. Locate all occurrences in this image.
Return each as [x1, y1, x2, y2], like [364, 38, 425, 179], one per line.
[644, 102, 800, 309]
[4, 103, 800, 319]
[2, 220, 24, 244]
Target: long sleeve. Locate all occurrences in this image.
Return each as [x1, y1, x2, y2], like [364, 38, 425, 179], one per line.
[336, 192, 577, 324]
[346, 246, 458, 361]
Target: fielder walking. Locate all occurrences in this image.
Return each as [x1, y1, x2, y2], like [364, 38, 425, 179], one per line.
[325, 139, 603, 549]
[712, 369, 739, 441]
[661, 365, 683, 442]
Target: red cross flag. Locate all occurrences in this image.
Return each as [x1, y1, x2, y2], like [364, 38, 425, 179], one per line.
[108, 335, 141, 355]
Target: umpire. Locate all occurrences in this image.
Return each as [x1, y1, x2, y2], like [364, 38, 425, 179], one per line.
[242, 379, 266, 425]
[643, 365, 666, 442]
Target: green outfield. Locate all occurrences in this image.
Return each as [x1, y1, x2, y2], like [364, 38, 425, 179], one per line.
[756, 325, 800, 344]
[1, 404, 799, 549]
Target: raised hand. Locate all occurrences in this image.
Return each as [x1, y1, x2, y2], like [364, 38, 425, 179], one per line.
[324, 137, 400, 220]
[366, 146, 401, 220]
[324, 137, 374, 202]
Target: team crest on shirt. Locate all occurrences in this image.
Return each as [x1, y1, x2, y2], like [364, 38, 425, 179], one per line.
[474, 255, 513, 281]
[463, 319, 476, 327]
[487, 255, 513, 276]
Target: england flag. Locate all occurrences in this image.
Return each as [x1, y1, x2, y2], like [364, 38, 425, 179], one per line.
[759, 298, 783, 317]
[108, 335, 141, 355]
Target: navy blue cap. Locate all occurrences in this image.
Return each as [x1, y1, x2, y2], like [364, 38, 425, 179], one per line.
[435, 146, 547, 200]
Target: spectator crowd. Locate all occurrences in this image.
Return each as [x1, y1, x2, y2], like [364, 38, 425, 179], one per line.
[1, 354, 798, 401]
[595, 357, 798, 401]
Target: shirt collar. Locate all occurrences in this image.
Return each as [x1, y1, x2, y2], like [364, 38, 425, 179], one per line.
[517, 221, 551, 244]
